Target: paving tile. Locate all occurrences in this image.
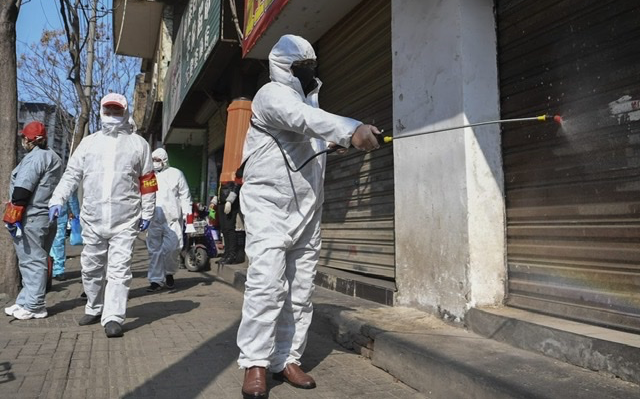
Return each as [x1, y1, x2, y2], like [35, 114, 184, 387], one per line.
[0, 242, 422, 399]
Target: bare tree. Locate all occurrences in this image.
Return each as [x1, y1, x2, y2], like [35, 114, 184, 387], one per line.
[0, 0, 21, 297]
[18, 29, 78, 145]
[56, 0, 91, 153]
[57, 0, 138, 151]
[18, 25, 138, 143]
[90, 25, 138, 129]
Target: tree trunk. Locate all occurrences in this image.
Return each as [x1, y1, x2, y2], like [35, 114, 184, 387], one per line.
[60, 0, 90, 153]
[0, 0, 20, 298]
[82, 0, 98, 138]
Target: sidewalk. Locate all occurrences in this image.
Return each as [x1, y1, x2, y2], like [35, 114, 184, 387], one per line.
[0, 238, 423, 399]
[3, 239, 640, 399]
[215, 263, 640, 399]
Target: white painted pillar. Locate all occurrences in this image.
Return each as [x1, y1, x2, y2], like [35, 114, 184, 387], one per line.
[392, 0, 505, 320]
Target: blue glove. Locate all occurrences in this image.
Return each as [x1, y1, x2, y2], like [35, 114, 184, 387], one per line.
[49, 205, 63, 222]
[138, 219, 150, 231]
[5, 221, 23, 238]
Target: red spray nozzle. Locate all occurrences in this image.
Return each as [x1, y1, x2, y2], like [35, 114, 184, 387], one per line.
[542, 114, 563, 124]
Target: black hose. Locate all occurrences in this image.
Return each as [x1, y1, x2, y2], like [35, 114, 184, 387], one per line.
[250, 121, 388, 172]
[259, 126, 337, 172]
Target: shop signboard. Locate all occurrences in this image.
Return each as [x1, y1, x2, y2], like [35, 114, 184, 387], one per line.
[242, 0, 290, 57]
[163, 0, 221, 138]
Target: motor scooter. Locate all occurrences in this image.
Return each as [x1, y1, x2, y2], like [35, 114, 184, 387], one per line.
[182, 203, 219, 271]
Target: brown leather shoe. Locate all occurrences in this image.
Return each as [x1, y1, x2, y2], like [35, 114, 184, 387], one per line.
[242, 366, 267, 399]
[273, 363, 316, 389]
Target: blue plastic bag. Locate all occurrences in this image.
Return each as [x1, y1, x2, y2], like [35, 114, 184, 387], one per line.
[69, 218, 83, 245]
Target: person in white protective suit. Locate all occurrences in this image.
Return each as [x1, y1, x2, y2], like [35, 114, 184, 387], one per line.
[145, 147, 191, 292]
[237, 34, 381, 399]
[48, 93, 157, 338]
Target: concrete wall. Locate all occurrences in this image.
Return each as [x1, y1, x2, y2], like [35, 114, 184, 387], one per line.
[392, 0, 505, 320]
[132, 74, 149, 130]
[157, 5, 174, 103]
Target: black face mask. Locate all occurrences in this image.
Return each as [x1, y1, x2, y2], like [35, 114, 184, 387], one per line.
[291, 64, 317, 96]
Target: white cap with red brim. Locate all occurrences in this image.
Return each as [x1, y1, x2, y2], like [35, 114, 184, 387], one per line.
[101, 93, 127, 109]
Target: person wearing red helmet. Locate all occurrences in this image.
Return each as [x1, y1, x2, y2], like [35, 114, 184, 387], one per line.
[3, 121, 62, 320]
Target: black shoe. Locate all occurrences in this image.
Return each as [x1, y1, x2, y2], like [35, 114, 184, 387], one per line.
[230, 258, 243, 265]
[222, 252, 242, 265]
[165, 275, 175, 289]
[80, 292, 87, 299]
[220, 252, 236, 265]
[105, 321, 123, 338]
[146, 282, 162, 292]
[78, 314, 101, 326]
[53, 273, 66, 281]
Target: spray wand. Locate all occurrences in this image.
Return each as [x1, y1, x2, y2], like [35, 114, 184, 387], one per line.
[270, 114, 562, 172]
[377, 114, 563, 144]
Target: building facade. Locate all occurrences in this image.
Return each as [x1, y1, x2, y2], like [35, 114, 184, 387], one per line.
[18, 102, 70, 165]
[114, 0, 640, 382]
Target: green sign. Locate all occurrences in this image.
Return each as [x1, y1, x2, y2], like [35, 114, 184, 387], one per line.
[163, 0, 221, 138]
[166, 144, 203, 201]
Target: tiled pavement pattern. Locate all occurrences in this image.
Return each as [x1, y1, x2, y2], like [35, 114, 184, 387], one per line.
[0, 237, 424, 398]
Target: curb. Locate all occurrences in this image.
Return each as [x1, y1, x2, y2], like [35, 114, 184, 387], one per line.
[210, 261, 640, 397]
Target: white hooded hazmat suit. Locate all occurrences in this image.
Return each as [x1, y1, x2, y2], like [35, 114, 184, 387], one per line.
[49, 93, 156, 326]
[236, 34, 362, 371]
[146, 148, 191, 285]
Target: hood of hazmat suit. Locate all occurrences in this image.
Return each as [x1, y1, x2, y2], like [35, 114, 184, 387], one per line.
[151, 148, 192, 223]
[49, 94, 156, 236]
[240, 33, 362, 243]
[152, 147, 169, 172]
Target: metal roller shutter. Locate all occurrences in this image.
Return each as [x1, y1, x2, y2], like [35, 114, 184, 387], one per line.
[316, 0, 394, 279]
[498, 0, 640, 331]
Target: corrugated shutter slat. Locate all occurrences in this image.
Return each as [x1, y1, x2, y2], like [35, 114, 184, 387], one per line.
[316, 0, 394, 280]
[498, 0, 640, 331]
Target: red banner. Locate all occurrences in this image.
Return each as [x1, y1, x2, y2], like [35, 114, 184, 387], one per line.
[242, 0, 290, 57]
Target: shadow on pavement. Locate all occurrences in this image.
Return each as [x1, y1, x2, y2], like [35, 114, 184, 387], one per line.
[46, 293, 87, 316]
[117, 318, 345, 399]
[123, 300, 200, 332]
[128, 275, 216, 300]
[122, 320, 242, 398]
[121, 307, 347, 397]
[305, 304, 358, 371]
[46, 272, 217, 316]
[46, 271, 83, 296]
[0, 362, 15, 384]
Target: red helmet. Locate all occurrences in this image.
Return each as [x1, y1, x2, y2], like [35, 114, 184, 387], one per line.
[21, 121, 47, 141]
